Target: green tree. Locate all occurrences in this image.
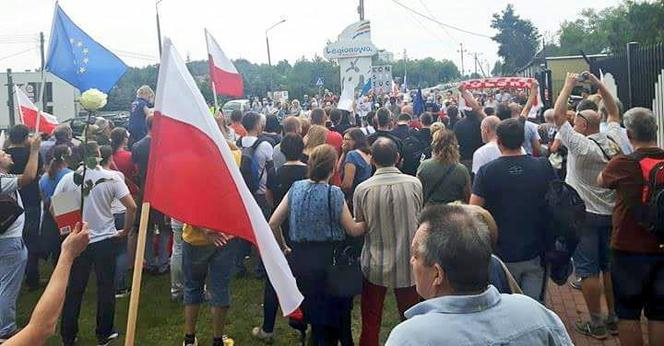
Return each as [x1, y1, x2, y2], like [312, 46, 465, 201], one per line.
[553, 1, 664, 55]
[491, 4, 541, 74]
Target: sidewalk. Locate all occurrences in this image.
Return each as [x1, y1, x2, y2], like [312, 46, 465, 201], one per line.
[546, 280, 647, 346]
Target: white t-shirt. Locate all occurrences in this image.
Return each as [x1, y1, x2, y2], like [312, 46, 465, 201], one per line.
[472, 142, 527, 174]
[241, 136, 273, 195]
[54, 167, 130, 243]
[0, 174, 24, 239]
[472, 142, 502, 174]
[104, 168, 127, 216]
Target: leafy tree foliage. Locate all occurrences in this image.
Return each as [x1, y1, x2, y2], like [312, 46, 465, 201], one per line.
[105, 55, 460, 111]
[491, 4, 540, 74]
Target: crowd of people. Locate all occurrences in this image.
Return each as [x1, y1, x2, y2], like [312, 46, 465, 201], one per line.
[0, 70, 662, 346]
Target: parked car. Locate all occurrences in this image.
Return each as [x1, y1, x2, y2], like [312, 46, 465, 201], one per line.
[221, 99, 250, 118]
[62, 112, 129, 137]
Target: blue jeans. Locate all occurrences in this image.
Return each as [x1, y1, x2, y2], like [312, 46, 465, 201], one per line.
[113, 213, 128, 291]
[0, 237, 28, 336]
[170, 221, 183, 294]
[183, 239, 238, 307]
[573, 213, 611, 278]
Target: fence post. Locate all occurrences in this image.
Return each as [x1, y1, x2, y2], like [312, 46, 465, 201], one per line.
[626, 42, 640, 109]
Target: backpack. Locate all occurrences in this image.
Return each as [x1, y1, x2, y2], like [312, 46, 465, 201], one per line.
[237, 138, 266, 194]
[629, 151, 664, 240]
[544, 180, 585, 285]
[401, 135, 430, 176]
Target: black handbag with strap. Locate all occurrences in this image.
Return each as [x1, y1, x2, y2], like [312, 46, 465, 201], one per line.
[423, 164, 456, 204]
[0, 191, 24, 235]
[324, 185, 363, 298]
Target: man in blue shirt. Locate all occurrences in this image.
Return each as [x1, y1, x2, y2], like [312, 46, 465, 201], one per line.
[386, 205, 572, 346]
[128, 85, 154, 143]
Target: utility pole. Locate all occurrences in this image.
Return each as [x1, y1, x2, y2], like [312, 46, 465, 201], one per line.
[358, 0, 365, 20]
[39, 32, 47, 111]
[6, 69, 16, 127]
[473, 53, 478, 77]
[457, 43, 466, 77]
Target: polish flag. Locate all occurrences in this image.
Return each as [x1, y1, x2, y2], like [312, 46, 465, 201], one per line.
[205, 29, 244, 98]
[14, 86, 58, 134]
[144, 38, 302, 314]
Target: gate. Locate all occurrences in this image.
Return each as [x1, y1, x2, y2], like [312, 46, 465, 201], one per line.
[591, 42, 664, 147]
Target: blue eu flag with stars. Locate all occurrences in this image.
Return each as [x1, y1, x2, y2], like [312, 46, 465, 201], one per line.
[45, 4, 128, 93]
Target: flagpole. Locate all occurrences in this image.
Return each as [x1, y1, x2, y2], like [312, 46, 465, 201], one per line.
[204, 29, 219, 112]
[124, 202, 151, 346]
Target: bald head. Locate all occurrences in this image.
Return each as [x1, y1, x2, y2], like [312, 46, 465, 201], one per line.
[371, 137, 399, 167]
[576, 110, 601, 134]
[401, 105, 414, 116]
[509, 102, 522, 118]
[480, 116, 500, 143]
[543, 109, 555, 124]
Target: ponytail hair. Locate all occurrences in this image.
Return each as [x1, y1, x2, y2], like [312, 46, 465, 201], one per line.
[48, 145, 71, 179]
[110, 127, 128, 153]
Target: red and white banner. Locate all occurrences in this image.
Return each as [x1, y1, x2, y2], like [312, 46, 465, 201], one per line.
[461, 77, 536, 90]
[144, 38, 302, 315]
[205, 29, 244, 98]
[14, 86, 58, 134]
[51, 190, 81, 235]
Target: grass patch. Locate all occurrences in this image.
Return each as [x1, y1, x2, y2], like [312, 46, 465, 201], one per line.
[17, 266, 401, 345]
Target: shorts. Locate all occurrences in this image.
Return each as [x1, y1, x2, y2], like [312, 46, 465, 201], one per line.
[182, 238, 238, 307]
[573, 213, 612, 278]
[611, 250, 664, 321]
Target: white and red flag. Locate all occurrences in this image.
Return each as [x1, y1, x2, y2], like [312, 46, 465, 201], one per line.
[144, 38, 302, 315]
[205, 29, 244, 98]
[14, 86, 58, 134]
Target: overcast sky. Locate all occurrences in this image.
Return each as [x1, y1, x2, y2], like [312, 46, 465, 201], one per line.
[1, 0, 620, 75]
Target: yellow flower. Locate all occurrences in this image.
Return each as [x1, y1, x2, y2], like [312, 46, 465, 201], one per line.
[79, 88, 108, 111]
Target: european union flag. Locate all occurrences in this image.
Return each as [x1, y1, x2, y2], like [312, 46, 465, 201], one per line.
[413, 88, 424, 115]
[45, 4, 128, 93]
[359, 79, 372, 97]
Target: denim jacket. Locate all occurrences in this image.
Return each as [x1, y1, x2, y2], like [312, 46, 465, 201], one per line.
[386, 285, 572, 346]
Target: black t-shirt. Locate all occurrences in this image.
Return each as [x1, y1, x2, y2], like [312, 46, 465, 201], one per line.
[367, 130, 403, 154]
[472, 155, 557, 262]
[131, 136, 151, 188]
[274, 164, 307, 204]
[6, 147, 43, 208]
[453, 115, 483, 161]
[391, 124, 413, 141]
[275, 164, 307, 245]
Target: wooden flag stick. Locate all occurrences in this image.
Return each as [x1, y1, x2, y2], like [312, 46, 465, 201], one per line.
[124, 202, 151, 346]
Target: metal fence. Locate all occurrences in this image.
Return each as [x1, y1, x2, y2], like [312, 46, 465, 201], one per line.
[591, 42, 664, 147]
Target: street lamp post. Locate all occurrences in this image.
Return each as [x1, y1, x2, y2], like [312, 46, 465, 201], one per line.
[156, 0, 164, 57]
[265, 19, 286, 66]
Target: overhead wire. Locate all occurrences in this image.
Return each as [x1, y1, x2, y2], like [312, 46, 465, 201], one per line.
[392, 0, 492, 39]
[0, 47, 38, 62]
[416, 0, 458, 43]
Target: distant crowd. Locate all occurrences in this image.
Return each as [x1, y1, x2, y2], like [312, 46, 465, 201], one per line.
[0, 71, 663, 346]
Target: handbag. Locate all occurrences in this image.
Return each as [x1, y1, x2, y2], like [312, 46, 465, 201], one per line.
[0, 191, 24, 235]
[324, 185, 363, 298]
[423, 164, 455, 204]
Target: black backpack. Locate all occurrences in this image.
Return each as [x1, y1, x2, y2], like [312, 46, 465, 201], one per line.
[237, 138, 266, 194]
[629, 152, 664, 240]
[544, 180, 585, 285]
[401, 135, 430, 176]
